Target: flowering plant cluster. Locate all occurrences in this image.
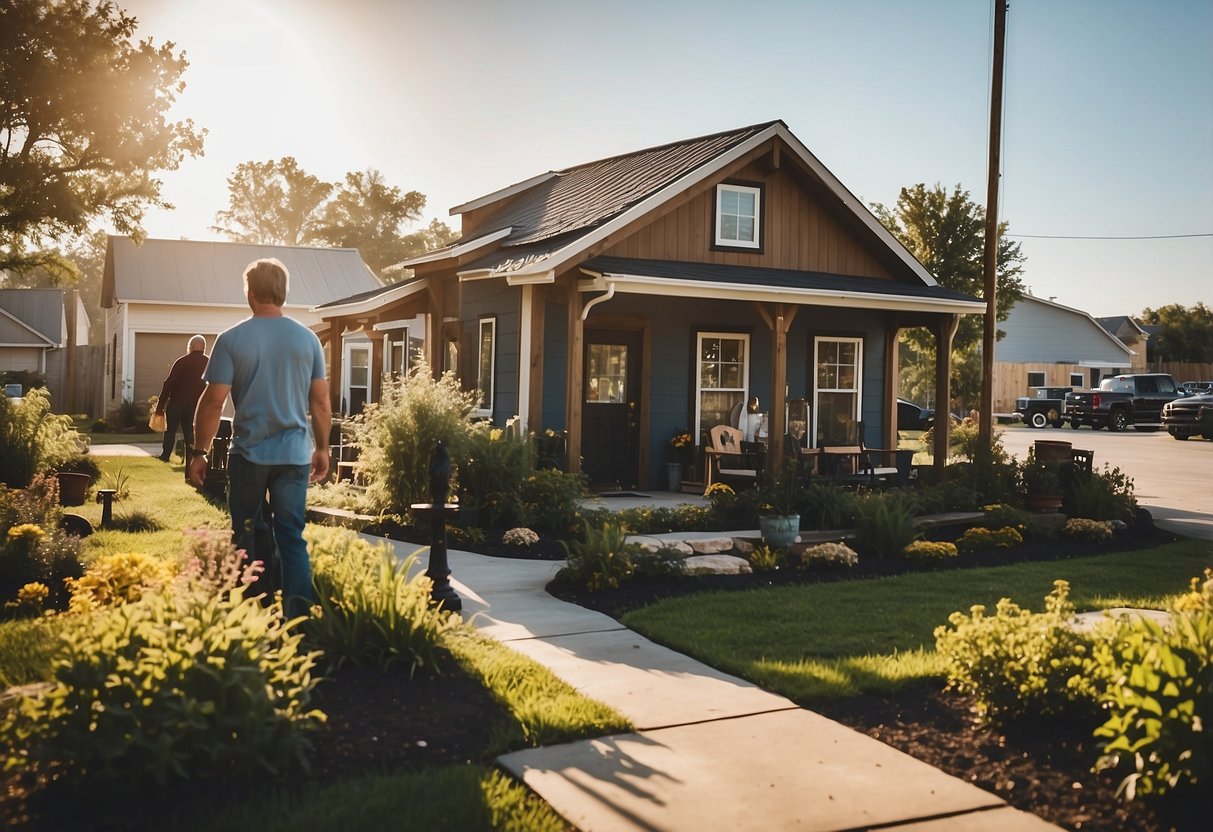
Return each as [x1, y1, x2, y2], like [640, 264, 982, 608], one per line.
[502, 527, 540, 547]
[904, 540, 959, 561]
[956, 525, 1023, 554]
[1172, 568, 1213, 614]
[1062, 518, 1113, 542]
[669, 430, 693, 449]
[799, 541, 858, 569]
[4, 581, 49, 614]
[6, 523, 45, 543]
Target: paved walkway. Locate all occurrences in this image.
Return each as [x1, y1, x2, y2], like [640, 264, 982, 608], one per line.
[375, 535, 1061, 831]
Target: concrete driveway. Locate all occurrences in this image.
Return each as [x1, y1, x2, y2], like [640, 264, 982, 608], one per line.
[997, 424, 1213, 540]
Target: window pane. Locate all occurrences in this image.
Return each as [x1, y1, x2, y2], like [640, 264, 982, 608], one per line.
[838, 366, 855, 388]
[721, 189, 738, 213]
[721, 364, 742, 388]
[721, 215, 738, 240]
[701, 338, 721, 362]
[720, 339, 741, 364]
[737, 191, 755, 215]
[839, 342, 856, 364]
[738, 218, 754, 241]
[587, 344, 627, 403]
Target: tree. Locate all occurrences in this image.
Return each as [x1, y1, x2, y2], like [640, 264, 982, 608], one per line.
[210, 157, 332, 245]
[871, 183, 1027, 411]
[0, 0, 205, 281]
[314, 169, 426, 273]
[1139, 302, 1213, 363]
[0, 229, 107, 346]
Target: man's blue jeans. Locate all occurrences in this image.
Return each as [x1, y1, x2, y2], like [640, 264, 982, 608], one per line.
[228, 454, 313, 617]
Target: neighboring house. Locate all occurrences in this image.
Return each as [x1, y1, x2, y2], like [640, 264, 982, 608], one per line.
[0, 288, 90, 408]
[101, 237, 381, 415]
[1095, 315, 1149, 372]
[313, 120, 985, 488]
[993, 295, 1134, 411]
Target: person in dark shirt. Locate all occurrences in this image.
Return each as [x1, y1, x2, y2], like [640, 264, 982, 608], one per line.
[155, 335, 209, 462]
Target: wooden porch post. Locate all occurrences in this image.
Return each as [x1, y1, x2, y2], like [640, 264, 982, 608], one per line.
[933, 314, 959, 475]
[328, 316, 344, 415]
[426, 278, 446, 380]
[756, 301, 796, 474]
[884, 318, 900, 451]
[565, 279, 584, 473]
[527, 286, 546, 432]
[367, 329, 385, 405]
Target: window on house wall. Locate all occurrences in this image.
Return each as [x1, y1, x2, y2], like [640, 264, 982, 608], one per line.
[476, 318, 495, 416]
[1027, 371, 1046, 387]
[714, 183, 762, 249]
[343, 343, 370, 415]
[445, 338, 459, 377]
[586, 343, 627, 403]
[1069, 373, 1084, 387]
[696, 332, 749, 444]
[814, 336, 862, 446]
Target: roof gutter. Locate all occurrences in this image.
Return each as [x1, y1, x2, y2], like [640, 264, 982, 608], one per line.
[578, 269, 616, 320]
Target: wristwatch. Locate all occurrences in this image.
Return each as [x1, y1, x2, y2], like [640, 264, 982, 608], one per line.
[189, 448, 210, 461]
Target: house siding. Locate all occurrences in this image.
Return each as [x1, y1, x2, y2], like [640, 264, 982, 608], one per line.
[460, 279, 520, 425]
[997, 299, 1130, 365]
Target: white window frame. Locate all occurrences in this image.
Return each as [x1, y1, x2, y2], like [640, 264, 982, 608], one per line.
[694, 331, 750, 446]
[1069, 372, 1084, 387]
[714, 183, 761, 249]
[342, 341, 371, 416]
[1027, 371, 1046, 388]
[812, 336, 863, 447]
[475, 317, 496, 418]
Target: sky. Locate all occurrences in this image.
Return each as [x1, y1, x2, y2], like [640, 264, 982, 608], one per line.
[114, 0, 1212, 318]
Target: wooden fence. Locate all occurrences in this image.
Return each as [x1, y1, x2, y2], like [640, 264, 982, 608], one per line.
[1153, 361, 1213, 383]
[70, 345, 105, 417]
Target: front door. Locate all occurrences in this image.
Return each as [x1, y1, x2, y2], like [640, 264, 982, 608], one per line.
[582, 329, 642, 488]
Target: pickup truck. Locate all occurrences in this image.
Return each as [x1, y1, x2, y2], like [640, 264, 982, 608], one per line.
[1014, 387, 1072, 429]
[1064, 373, 1184, 432]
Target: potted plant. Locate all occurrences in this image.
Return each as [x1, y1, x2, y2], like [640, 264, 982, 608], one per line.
[668, 429, 693, 490]
[1022, 454, 1063, 513]
[758, 457, 803, 548]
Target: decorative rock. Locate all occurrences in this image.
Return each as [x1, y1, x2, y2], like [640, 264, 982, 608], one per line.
[683, 555, 752, 576]
[688, 537, 735, 554]
[1071, 607, 1170, 633]
[730, 537, 755, 555]
[629, 536, 693, 556]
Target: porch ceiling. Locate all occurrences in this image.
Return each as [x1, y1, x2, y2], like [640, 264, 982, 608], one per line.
[578, 257, 985, 316]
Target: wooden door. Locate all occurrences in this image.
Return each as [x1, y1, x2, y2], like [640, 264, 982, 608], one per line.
[581, 329, 642, 488]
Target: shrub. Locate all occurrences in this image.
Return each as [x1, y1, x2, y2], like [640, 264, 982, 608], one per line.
[632, 546, 687, 578]
[955, 525, 1024, 554]
[502, 527, 539, 547]
[798, 541, 858, 569]
[521, 468, 587, 537]
[855, 493, 921, 557]
[978, 503, 1036, 534]
[307, 528, 462, 673]
[447, 525, 485, 547]
[557, 521, 639, 591]
[458, 424, 533, 529]
[904, 540, 958, 561]
[1064, 518, 1113, 542]
[65, 551, 174, 614]
[1, 479, 85, 610]
[0, 388, 86, 488]
[800, 482, 861, 530]
[1065, 463, 1137, 523]
[1, 582, 322, 785]
[915, 478, 981, 514]
[748, 544, 781, 573]
[177, 528, 261, 594]
[534, 428, 567, 470]
[349, 365, 480, 515]
[1090, 570, 1213, 801]
[934, 580, 1099, 722]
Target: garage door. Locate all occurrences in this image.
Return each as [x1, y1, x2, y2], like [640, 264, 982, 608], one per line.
[133, 333, 216, 406]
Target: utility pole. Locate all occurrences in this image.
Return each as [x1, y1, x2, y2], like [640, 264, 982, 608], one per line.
[979, 0, 1008, 458]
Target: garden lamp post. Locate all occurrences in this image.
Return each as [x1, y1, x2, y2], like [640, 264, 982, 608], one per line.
[410, 440, 462, 613]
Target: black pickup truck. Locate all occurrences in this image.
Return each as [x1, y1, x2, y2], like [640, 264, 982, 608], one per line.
[1064, 373, 1184, 431]
[1015, 387, 1072, 429]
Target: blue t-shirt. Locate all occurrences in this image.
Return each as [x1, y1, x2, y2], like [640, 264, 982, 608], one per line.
[205, 316, 326, 465]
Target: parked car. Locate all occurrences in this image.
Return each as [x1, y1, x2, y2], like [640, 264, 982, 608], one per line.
[1181, 380, 1213, 395]
[897, 399, 935, 432]
[1014, 386, 1072, 429]
[3, 383, 23, 398]
[1162, 392, 1213, 440]
[1064, 373, 1183, 431]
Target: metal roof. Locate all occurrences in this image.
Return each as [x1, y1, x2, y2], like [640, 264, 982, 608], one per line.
[102, 237, 382, 308]
[0, 289, 64, 345]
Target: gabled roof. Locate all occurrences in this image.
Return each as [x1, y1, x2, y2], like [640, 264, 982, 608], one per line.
[103, 237, 382, 309]
[1095, 315, 1149, 339]
[1009, 295, 1134, 361]
[0, 289, 64, 347]
[398, 120, 937, 287]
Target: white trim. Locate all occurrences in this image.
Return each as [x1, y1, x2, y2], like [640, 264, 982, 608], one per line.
[694, 331, 750, 446]
[714, 183, 762, 249]
[812, 335, 863, 448]
[518, 285, 533, 434]
[387, 227, 513, 269]
[474, 317, 496, 419]
[372, 318, 417, 332]
[121, 303, 133, 402]
[578, 271, 986, 316]
[311, 276, 430, 317]
[451, 173, 558, 215]
[342, 341, 372, 415]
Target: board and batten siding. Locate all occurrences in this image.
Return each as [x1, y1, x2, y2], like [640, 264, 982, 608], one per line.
[997, 298, 1131, 366]
[601, 161, 895, 279]
[460, 279, 521, 425]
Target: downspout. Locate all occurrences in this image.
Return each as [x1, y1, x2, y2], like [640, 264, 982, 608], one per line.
[580, 282, 616, 321]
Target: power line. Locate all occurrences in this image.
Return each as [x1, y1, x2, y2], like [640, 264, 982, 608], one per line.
[1007, 232, 1212, 240]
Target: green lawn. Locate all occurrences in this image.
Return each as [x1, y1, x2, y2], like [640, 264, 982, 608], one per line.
[622, 539, 1213, 702]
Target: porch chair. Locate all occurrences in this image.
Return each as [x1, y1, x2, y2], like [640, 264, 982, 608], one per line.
[821, 422, 904, 488]
[704, 425, 764, 489]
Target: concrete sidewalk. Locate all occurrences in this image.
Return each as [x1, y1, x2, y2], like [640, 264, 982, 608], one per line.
[377, 538, 1059, 831]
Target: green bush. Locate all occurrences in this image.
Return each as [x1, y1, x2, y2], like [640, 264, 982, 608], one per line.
[855, 493, 921, 557]
[1, 476, 84, 610]
[349, 365, 480, 515]
[747, 544, 781, 573]
[1063, 518, 1114, 542]
[800, 481, 860, 530]
[557, 521, 640, 591]
[306, 527, 461, 673]
[1091, 570, 1213, 801]
[978, 503, 1036, 535]
[903, 540, 958, 561]
[798, 541, 859, 568]
[934, 580, 1099, 722]
[1064, 463, 1137, 523]
[457, 425, 533, 529]
[1, 582, 322, 785]
[0, 388, 85, 488]
[632, 546, 688, 578]
[955, 525, 1024, 554]
[520, 468, 588, 537]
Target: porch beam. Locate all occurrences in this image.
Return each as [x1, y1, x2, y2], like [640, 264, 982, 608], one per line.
[769, 303, 789, 470]
[933, 314, 960, 476]
[527, 285, 546, 434]
[328, 316, 344, 414]
[884, 316, 900, 451]
[367, 329, 386, 405]
[426, 276, 446, 380]
[565, 278, 584, 473]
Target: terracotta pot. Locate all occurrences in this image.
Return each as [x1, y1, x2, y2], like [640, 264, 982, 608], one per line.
[56, 472, 91, 507]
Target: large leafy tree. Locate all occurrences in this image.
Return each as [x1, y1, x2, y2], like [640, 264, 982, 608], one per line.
[0, 0, 205, 281]
[1139, 302, 1213, 363]
[871, 183, 1027, 410]
[210, 156, 332, 245]
[314, 169, 426, 273]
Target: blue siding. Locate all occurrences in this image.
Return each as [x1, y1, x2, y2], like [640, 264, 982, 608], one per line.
[999, 297, 1130, 365]
[460, 279, 520, 425]
[541, 299, 568, 430]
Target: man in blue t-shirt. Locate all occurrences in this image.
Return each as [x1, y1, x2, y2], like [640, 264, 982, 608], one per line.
[188, 258, 331, 616]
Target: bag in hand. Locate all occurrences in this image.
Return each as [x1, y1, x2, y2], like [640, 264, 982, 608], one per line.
[149, 410, 167, 432]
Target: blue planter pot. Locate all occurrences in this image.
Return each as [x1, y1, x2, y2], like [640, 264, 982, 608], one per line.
[759, 514, 800, 548]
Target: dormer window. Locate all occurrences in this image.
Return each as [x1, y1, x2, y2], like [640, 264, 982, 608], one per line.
[714, 183, 762, 249]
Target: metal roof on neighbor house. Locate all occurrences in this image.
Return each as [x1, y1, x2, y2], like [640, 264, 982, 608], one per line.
[103, 237, 382, 308]
[0, 289, 64, 345]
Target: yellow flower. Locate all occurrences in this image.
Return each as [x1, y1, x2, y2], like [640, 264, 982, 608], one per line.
[6, 523, 45, 542]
